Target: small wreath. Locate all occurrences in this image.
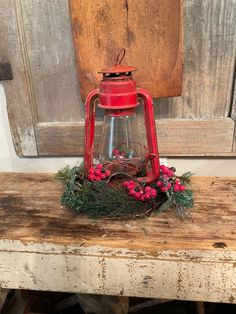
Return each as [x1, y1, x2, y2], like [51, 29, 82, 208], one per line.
[56, 163, 194, 220]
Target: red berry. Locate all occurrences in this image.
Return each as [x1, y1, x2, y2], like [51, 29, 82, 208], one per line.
[179, 185, 186, 191]
[96, 164, 103, 169]
[94, 176, 101, 181]
[167, 170, 174, 177]
[105, 170, 111, 177]
[174, 185, 180, 192]
[145, 186, 152, 192]
[129, 189, 136, 196]
[134, 192, 141, 199]
[100, 173, 106, 180]
[123, 181, 130, 187]
[167, 182, 172, 190]
[161, 186, 167, 192]
[128, 180, 135, 187]
[141, 195, 146, 201]
[162, 174, 169, 178]
[112, 148, 119, 156]
[94, 169, 101, 176]
[157, 181, 162, 187]
[127, 185, 134, 190]
[150, 188, 157, 197]
[89, 167, 95, 174]
[88, 174, 95, 181]
[145, 193, 151, 200]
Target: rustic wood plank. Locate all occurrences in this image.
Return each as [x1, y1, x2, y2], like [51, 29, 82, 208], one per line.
[69, 0, 183, 100]
[155, 0, 236, 119]
[230, 62, 236, 152]
[1, 173, 236, 251]
[35, 118, 235, 156]
[0, 0, 37, 156]
[20, 0, 83, 123]
[0, 173, 236, 303]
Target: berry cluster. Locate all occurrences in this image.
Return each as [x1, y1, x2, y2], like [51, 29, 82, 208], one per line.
[123, 180, 157, 201]
[156, 165, 175, 192]
[157, 165, 186, 193]
[173, 179, 186, 192]
[160, 164, 176, 177]
[88, 164, 111, 181]
[112, 148, 126, 158]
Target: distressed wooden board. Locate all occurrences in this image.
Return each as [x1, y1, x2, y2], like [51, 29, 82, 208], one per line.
[20, 0, 83, 123]
[0, 251, 236, 304]
[69, 0, 183, 100]
[0, 0, 37, 156]
[0, 173, 236, 303]
[34, 118, 235, 156]
[155, 0, 236, 119]
[230, 66, 236, 152]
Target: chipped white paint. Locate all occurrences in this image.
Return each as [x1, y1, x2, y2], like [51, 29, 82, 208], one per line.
[1, 240, 236, 263]
[0, 239, 236, 303]
[17, 126, 38, 156]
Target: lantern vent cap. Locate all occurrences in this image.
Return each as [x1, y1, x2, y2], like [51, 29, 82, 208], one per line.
[98, 64, 136, 75]
[98, 49, 136, 75]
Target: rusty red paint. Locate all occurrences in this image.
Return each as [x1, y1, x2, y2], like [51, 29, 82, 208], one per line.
[84, 64, 160, 182]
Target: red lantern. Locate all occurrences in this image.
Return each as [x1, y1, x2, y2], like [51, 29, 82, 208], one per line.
[84, 61, 160, 183]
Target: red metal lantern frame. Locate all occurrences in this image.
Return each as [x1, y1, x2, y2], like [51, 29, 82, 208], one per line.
[84, 64, 160, 183]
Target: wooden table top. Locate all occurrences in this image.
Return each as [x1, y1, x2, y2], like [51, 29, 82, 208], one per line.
[0, 173, 235, 254]
[1, 173, 236, 302]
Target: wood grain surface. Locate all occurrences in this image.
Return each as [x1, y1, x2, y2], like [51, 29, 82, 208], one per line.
[69, 0, 183, 100]
[0, 173, 236, 302]
[0, 173, 236, 251]
[35, 118, 235, 156]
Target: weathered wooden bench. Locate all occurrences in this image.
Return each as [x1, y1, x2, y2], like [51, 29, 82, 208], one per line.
[0, 173, 236, 308]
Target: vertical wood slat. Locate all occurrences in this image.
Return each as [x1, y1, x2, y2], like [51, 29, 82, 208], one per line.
[69, 0, 183, 101]
[0, 0, 37, 156]
[231, 61, 236, 152]
[20, 0, 83, 123]
[155, 0, 236, 120]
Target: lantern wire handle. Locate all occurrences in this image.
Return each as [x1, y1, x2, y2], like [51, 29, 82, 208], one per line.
[114, 48, 126, 66]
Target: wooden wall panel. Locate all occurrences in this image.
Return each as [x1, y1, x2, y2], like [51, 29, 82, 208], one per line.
[1, 0, 236, 157]
[20, 0, 83, 123]
[155, 0, 236, 120]
[69, 0, 183, 100]
[231, 73, 236, 153]
[0, 0, 37, 156]
[35, 118, 235, 156]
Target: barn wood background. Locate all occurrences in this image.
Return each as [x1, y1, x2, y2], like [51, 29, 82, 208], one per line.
[0, 0, 236, 157]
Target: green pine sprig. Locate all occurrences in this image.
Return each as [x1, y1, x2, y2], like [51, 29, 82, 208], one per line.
[55, 165, 194, 220]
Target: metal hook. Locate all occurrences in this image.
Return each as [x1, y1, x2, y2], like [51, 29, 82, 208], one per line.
[114, 48, 126, 66]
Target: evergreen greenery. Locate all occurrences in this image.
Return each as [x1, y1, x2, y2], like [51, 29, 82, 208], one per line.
[56, 165, 194, 219]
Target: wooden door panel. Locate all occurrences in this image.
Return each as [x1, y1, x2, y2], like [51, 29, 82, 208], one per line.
[155, 0, 236, 120]
[1, 0, 236, 157]
[35, 118, 235, 156]
[20, 0, 83, 123]
[0, 0, 37, 156]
